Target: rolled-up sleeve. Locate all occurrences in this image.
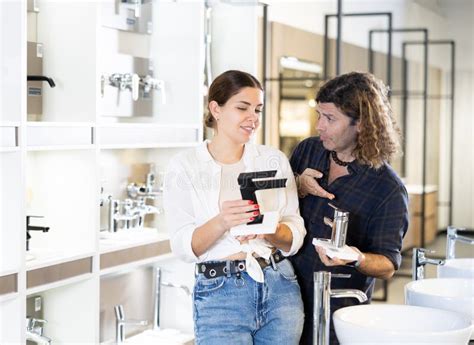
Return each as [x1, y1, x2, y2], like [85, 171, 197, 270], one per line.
[163, 156, 199, 263]
[366, 185, 409, 270]
[277, 152, 307, 256]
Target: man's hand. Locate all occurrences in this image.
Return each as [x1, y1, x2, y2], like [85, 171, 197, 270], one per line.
[315, 245, 366, 267]
[298, 168, 335, 199]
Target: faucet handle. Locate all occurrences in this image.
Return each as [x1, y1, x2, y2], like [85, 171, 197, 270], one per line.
[417, 247, 436, 255]
[27, 317, 47, 330]
[332, 273, 351, 279]
[323, 217, 333, 228]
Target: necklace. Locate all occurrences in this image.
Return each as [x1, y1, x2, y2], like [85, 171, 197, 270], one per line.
[330, 151, 351, 167]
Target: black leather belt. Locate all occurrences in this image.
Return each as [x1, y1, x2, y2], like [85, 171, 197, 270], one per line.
[196, 251, 286, 279]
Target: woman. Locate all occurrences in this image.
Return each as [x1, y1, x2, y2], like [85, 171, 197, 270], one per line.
[164, 70, 305, 344]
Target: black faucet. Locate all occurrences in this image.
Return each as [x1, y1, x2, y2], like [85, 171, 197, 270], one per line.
[237, 170, 287, 225]
[26, 216, 50, 251]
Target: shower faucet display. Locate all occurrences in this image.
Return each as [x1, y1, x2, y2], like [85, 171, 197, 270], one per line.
[230, 170, 287, 236]
[312, 204, 359, 261]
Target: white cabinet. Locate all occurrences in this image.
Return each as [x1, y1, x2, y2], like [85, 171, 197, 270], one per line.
[1, 1, 261, 343]
[1, 0, 205, 344]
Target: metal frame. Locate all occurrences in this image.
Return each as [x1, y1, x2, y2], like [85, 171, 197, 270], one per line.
[401, 40, 456, 226]
[324, 12, 393, 82]
[324, 11, 393, 302]
[369, 28, 430, 248]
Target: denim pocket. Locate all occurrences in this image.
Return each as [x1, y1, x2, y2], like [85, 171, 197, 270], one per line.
[194, 275, 226, 295]
[276, 259, 297, 281]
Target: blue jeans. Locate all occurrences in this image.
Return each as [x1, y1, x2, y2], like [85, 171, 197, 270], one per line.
[193, 259, 304, 345]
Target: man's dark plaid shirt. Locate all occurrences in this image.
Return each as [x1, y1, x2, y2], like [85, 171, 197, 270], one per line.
[289, 137, 409, 345]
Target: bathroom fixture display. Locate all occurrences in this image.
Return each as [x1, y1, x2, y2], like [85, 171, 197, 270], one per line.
[229, 170, 287, 236]
[333, 304, 473, 345]
[153, 267, 191, 332]
[405, 278, 474, 339]
[312, 204, 359, 261]
[27, 42, 55, 116]
[26, 216, 50, 251]
[119, 267, 194, 344]
[114, 304, 148, 344]
[104, 196, 161, 233]
[26, 317, 51, 345]
[127, 168, 162, 202]
[313, 271, 367, 345]
[101, 57, 166, 117]
[101, 0, 153, 35]
[412, 247, 444, 280]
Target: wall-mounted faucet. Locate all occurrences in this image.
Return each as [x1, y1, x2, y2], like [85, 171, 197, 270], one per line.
[101, 73, 165, 104]
[153, 267, 191, 331]
[446, 226, 474, 260]
[140, 76, 166, 104]
[412, 248, 445, 280]
[26, 317, 51, 345]
[114, 305, 148, 344]
[313, 271, 367, 345]
[127, 169, 163, 202]
[26, 216, 50, 251]
[102, 73, 140, 101]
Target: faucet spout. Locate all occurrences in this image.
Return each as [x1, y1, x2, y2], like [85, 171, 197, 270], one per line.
[26, 330, 51, 345]
[331, 289, 368, 303]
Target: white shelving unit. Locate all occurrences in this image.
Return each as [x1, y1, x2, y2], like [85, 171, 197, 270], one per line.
[1, 0, 260, 343]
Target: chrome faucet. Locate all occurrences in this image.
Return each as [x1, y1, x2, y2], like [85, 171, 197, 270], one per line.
[114, 305, 148, 344]
[26, 317, 51, 345]
[323, 203, 349, 248]
[446, 226, 474, 260]
[127, 169, 163, 202]
[313, 271, 367, 345]
[140, 75, 166, 104]
[153, 267, 191, 331]
[412, 248, 445, 280]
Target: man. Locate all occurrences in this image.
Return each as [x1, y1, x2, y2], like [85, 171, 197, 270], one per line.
[289, 72, 409, 345]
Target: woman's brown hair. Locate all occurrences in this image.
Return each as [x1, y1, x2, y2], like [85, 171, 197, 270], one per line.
[316, 71, 401, 169]
[204, 70, 263, 129]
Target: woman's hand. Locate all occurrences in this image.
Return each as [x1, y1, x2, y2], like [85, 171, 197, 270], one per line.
[217, 200, 259, 234]
[297, 168, 335, 199]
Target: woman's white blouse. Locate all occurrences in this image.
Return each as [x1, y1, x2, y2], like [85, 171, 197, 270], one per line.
[163, 140, 306, 265]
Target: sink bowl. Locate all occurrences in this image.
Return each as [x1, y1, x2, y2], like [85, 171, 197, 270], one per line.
[405, 278, 474, 339]
[125, 329, 194, 344]
[333, 304, 472, 345]
[438, 259, 474, 278]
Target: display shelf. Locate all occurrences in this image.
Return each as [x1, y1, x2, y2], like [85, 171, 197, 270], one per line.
[26, 122, 94, 148]
[0, 151, 23, 274]
[26, 150, 97, 257]
[0, 272, 18, 298]
[0, 0, 24, 124]
[26, 277, 98, 344]
[3, 0, 212, 343]
[97, 123, 200, 148]
[0, 296, 22, 344]
[31, 0, 97, 123]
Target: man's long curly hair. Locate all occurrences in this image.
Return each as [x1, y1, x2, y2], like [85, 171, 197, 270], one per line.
[316, 72, 401, 169]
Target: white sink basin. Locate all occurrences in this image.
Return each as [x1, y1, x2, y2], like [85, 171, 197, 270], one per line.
[333, 304, 472, 345]
[405, 278, 474, 339]
[125, 329, 194, 344]
[438, 258, 474, 278]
